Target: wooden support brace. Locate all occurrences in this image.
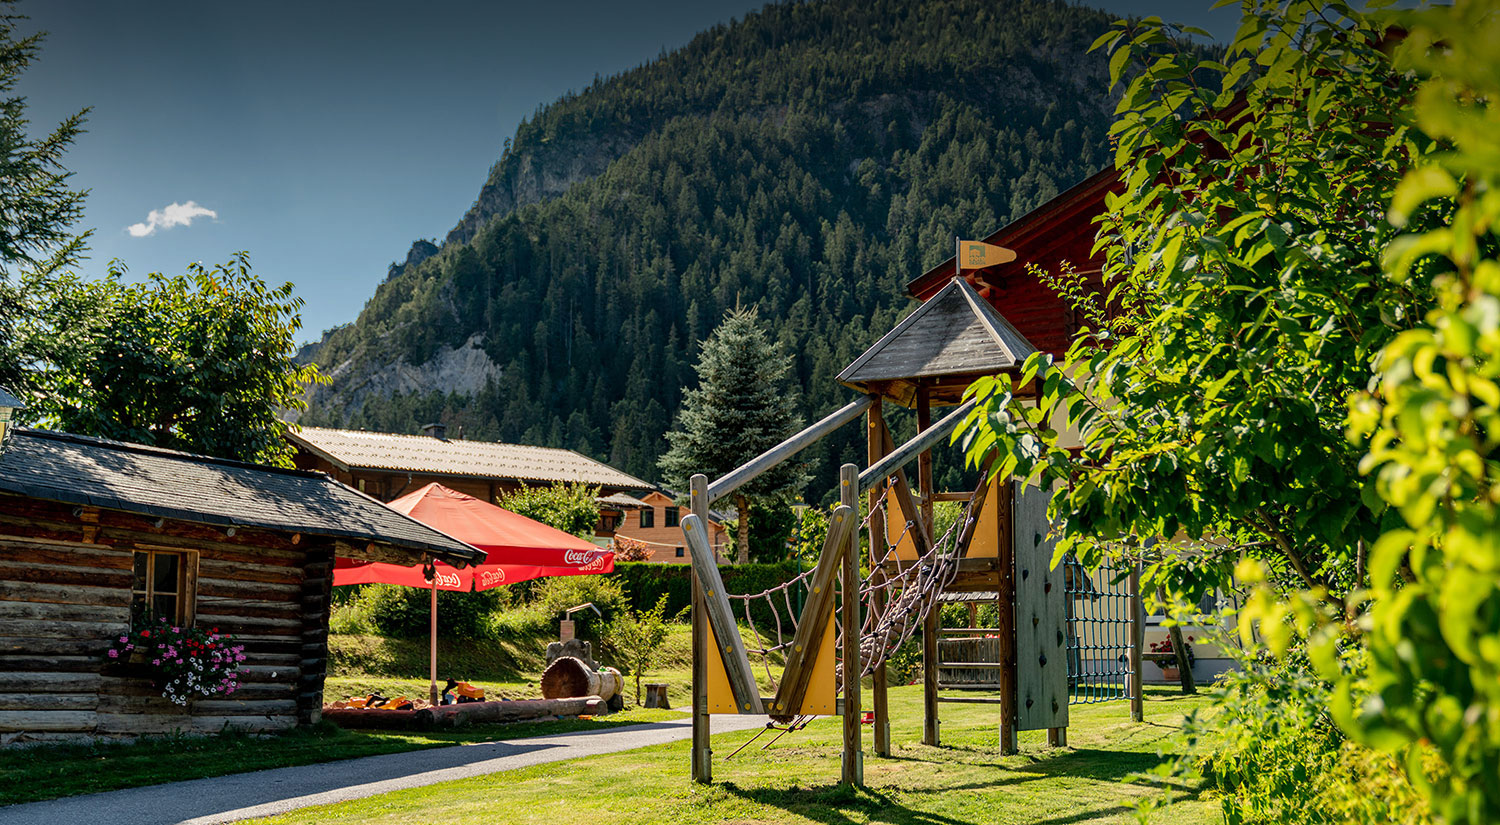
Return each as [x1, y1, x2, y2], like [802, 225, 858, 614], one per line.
[682, 514, 764, 714]
[768, 504, 855, 719]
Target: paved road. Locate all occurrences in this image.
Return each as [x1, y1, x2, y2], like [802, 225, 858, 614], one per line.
[0, 714, 770, 825]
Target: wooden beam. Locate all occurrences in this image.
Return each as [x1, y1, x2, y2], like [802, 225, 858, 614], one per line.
[913, 389, 941, 748]
[839, 463, 863, 786]
[923, 596, 940, 746]
[917, 387, 935, 545]
[997, 480, 1018, 754]
[858, 399, 976, 493]
[689, 474, 712, 784]
[682, 514, 763, 714]
[768, 504, 855, 718]
[866, 398, 891, 759]
[1129, 562, 1144, 722]
[708, 396, 874, 504]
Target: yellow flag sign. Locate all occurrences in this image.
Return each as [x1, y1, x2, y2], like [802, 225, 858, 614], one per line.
[957, 240, 1016, 271]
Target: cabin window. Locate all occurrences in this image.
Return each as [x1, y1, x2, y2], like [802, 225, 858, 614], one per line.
[599, 514, 619, 532]
[640, 508, 655, 528]
[664, 507, 679, 527]
[131, 549, 196, 628]
[675, 547, 685, 558]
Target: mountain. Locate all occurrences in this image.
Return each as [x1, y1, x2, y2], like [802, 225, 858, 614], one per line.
[298, 0, 1121, 499]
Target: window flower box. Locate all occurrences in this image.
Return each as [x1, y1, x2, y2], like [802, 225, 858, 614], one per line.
[105, 618, 246, 705]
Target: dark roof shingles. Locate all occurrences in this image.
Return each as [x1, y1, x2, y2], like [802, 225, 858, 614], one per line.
[0, 429, 481, 563]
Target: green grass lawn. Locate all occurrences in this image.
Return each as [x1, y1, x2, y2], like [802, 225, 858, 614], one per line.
[0, 707, 682, 807]
[242, 686, 1213, 825]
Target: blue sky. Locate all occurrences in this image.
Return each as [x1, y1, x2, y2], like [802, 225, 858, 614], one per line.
[22, 1, 1233, 341]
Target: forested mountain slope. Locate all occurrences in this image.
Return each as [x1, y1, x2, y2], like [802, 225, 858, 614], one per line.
[299, 0, 1121, 497]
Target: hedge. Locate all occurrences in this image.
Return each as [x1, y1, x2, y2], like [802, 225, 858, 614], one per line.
[608, 560, 808, 628]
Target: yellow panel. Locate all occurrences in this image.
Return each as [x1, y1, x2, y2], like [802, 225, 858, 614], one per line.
[966, 475, 1002, 558]
[798, 605, 838, 716]
[886, 490, 919, 561]
[705, 623, 745, 714]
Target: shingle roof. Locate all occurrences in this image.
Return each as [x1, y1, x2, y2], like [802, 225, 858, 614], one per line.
[0, 428, 484, 564]
[837, 277, 1038, 407]
[597, 492, 650, 509]
[0, 386, 22, 410]
[288, 426, 651, 490]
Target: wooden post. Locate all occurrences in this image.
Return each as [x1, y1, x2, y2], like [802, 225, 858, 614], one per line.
[1129, 561, 1144, 722]
[917, 387, 940, 747]
[922, 595, 940, 746]
[690, 473, 712, 783]
[997, 480, 1018, 755]
[866, 398, 892, 758]
[840, 463, 863, 786]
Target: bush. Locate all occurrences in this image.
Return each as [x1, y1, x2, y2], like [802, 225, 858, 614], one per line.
[345, 584, 501, 640]
[496, 482, 600, 538]
[1158, 644, 1436, 825]
[532, 575, 629, 638]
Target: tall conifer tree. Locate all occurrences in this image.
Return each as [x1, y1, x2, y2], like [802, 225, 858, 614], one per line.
[660, 306, 804, 564]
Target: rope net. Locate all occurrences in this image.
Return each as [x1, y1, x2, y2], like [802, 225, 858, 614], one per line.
[724, 484, 971, 694]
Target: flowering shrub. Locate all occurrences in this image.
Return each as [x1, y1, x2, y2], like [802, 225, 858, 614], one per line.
[1148, 636, 1195, 670]
[107, 618, 245, 705]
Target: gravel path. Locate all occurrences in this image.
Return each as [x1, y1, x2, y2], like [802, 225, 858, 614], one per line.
[0, 714, 770, 825]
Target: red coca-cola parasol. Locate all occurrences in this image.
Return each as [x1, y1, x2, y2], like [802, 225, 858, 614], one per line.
[334, 482, 612, 590]
[333, 482, 614, 703]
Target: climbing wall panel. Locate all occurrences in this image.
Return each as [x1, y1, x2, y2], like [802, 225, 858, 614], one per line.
[1013, 481, 1068, 731]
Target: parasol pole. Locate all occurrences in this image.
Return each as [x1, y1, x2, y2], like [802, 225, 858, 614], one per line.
[426, 561, 439, 707]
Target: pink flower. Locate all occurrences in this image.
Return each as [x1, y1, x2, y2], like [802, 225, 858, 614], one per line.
[152, 659, 160, 666]
[119, 636, 128, 643]
[107, 649, 119, 658]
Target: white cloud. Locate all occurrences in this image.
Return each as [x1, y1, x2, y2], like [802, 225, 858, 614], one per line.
[127, 201, 218, 237]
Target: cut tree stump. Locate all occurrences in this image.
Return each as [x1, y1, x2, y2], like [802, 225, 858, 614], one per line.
[644, 683, 669, 709]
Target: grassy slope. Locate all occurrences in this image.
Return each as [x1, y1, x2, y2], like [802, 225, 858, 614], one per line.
[245, 686, 1213, 825]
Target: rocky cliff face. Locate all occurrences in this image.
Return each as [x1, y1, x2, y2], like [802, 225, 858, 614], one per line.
[443, 131, 643, 249]
[292, 333, 500, 423]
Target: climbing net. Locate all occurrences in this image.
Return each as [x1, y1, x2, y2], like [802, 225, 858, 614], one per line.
[724, 483, 974, 692]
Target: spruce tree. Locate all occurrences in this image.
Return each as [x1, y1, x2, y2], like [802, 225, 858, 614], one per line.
[659, 306, 805, 564]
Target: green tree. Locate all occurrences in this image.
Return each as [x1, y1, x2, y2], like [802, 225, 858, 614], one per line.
[1330, 2, 1500, 820]
[602, 595, 672, 706]
[19, 253, 322, 466]
[723, 498, 798, 563]
[0, 1, 90, 395]
[659, 306, 805, 563]
[954, 1, 1500, 820]
[496, 481, 601, 539]
[954, 0, 1422, 611]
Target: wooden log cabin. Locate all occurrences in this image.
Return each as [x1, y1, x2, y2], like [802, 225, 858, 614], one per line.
[0, 428, 484, 744]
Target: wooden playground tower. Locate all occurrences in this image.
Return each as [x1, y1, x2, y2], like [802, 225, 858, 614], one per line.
[676, 276, 1148, 785]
